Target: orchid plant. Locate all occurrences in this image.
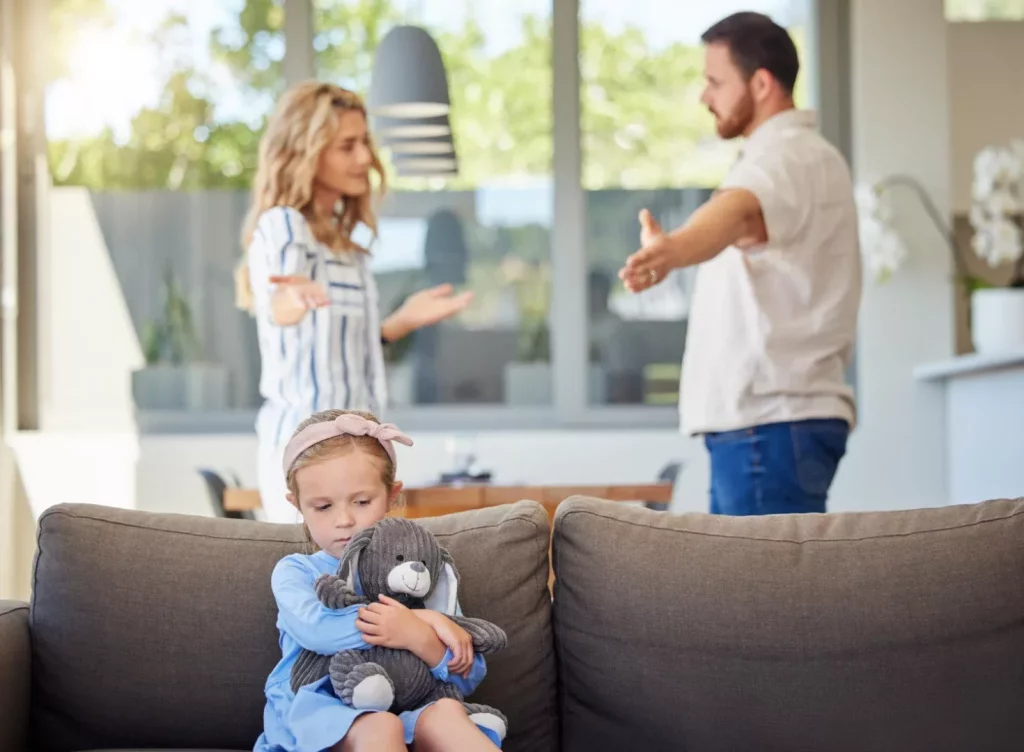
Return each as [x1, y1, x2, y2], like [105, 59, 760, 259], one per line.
[857, 139, 1024, 289]
[969, 141, 1024, 279]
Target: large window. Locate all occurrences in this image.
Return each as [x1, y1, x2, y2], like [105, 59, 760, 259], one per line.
[313, 0, 553, 408]
[46, 0, 284, 425]
[42, 0, 829, 431]
[580, 0, 813, 406]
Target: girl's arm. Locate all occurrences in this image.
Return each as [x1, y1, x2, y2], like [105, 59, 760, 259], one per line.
[415, 605, 489, 696]
[272, 557, 370, 654]
[429, 646, 488, 696]
[355, 596, 447, 666]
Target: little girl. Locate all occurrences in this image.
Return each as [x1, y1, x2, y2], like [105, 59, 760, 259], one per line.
[254, 409, 503, 752]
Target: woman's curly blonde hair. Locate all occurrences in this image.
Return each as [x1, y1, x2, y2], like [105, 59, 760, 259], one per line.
[235, 81, 388, 312]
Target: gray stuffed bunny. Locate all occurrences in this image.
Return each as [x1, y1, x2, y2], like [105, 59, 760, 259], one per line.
[290, 517, 509, 741]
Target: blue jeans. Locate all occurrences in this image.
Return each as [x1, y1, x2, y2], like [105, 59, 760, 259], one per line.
[704, 419, 849, 516]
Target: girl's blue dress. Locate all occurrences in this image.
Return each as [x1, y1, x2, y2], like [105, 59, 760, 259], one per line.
[254, 549, 497, 751]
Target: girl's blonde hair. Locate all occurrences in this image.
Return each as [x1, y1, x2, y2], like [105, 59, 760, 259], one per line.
[286, 408, 404, 550]
[235, 82, 388, 312]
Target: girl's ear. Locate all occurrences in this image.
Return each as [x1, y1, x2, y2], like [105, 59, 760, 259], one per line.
[388, 481, 404, 508]
[286, 491, 299, 509]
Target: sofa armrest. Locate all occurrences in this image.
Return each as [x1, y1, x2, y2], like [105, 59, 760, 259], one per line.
[0, 600, 30, 752]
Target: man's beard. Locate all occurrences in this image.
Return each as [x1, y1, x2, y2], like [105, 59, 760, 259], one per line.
[712, 92, 755, 139]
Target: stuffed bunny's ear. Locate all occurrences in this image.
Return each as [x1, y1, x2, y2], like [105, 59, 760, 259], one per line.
[424, 549, 460, 615]
[338, 528, 374, 591]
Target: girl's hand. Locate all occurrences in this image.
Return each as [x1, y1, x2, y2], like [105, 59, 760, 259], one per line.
[412, 606, 474, 678]
[357, 595, 444, 665]
[356, 595, 424, 649]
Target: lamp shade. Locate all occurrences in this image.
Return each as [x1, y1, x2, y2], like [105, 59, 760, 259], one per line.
[398, 167, 458, 178]
[368, 25, 451, 119]
[394, 156, 458, 172]
[393, 152, 459, 177]
[387, 136, 455, 156]
[373, 114, 452, 141]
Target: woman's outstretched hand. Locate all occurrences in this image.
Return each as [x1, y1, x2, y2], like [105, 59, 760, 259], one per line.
[269, 274, 329, 326]
[382, 283, 474, 342]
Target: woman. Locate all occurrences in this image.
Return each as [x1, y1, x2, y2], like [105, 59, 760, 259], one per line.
[236, 81, 472, 523]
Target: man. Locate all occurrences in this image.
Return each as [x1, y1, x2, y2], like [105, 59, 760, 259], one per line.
[619, 12, 861, 516]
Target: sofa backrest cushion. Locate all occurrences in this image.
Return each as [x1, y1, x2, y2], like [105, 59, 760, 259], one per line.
[552, 496, 1024, 752]
[31, 501, 556, 752]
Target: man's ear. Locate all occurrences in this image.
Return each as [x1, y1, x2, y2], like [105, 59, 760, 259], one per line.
[750, 68, 774, 102]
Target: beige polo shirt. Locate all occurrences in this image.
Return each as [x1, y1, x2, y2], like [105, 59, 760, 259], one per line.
[679, 109, 861, 436]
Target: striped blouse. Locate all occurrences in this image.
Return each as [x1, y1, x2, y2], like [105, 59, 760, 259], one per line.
[247, 206, 387, 446]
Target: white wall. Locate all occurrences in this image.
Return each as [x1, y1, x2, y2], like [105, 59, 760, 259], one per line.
[948, 21, 1024, 213]
[42, 189, 143, 432]
[831, 0, 954, 510]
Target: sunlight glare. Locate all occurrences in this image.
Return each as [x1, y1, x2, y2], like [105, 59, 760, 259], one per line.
[49, 25, 160, 140]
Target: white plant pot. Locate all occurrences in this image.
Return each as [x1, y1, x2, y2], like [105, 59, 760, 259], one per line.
[971, 287, 1024, 354]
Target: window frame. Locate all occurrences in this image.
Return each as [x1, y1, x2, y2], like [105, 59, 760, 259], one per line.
[139, 0, 850, 433]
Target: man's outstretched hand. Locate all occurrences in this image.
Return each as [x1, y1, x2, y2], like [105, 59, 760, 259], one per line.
[619, 209, 676, 293]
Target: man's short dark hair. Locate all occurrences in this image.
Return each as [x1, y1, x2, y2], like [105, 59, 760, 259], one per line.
[701, 12, 800, 95]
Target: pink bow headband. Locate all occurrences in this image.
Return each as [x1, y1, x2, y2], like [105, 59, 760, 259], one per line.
[282, 414, 414, 476]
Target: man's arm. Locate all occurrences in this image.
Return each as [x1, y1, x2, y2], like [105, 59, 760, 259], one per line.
[619, 188, 765, 292]
[664, 188, 766, 265]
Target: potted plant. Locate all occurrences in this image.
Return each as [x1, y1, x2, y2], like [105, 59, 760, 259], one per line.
[501, 258, 553, 405]
[966, 142, 1024, 353]
[132, 267, 228, 411]
[857, 139, 1024, 354]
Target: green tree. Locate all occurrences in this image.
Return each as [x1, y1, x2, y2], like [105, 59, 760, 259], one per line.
[945, 0, 1024, 20]
[47, 0, 809, 192]
[48, 0, 281, 189]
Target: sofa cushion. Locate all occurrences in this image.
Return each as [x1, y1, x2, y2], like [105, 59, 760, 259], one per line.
[552, 496, 1024, 752]
[31, 501, 556, 752]
[0, 601, 30, 752]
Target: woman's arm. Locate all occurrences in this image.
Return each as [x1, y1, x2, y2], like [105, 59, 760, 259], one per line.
[269, 274, 329, 327]
[248, 207, 325, 327]
[379, 283, 474, 342]
[272, 558, 370, 654]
